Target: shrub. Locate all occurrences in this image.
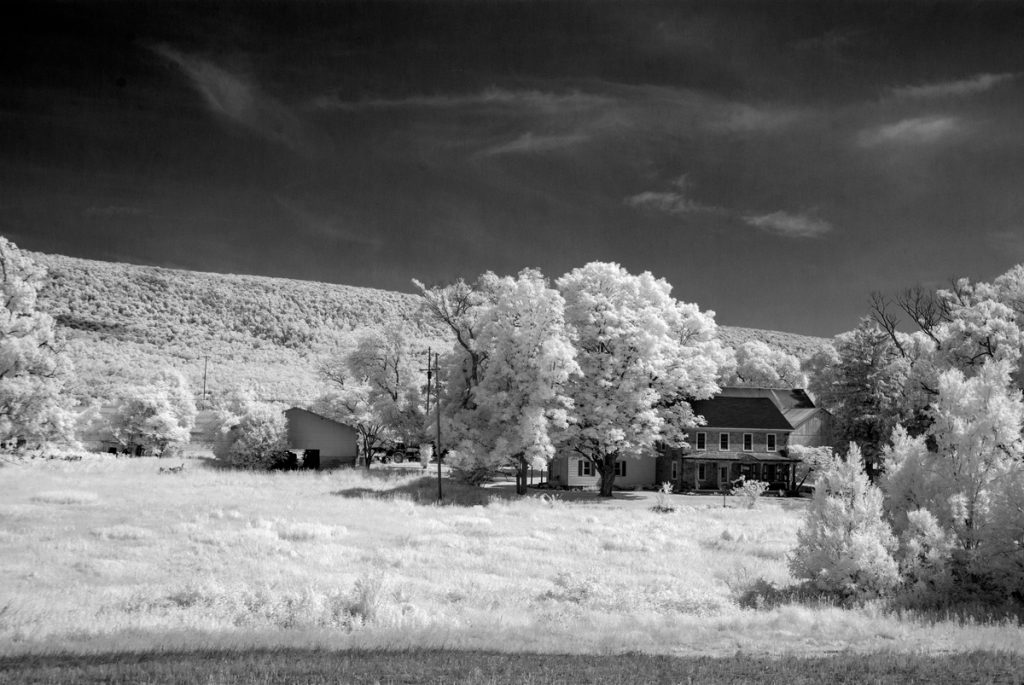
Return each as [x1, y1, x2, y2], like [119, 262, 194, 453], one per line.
[731, 477, 768, 508]
[788, 444, 899, 600]
[445, 449, 498, 486]
[651, 481, 675, 513]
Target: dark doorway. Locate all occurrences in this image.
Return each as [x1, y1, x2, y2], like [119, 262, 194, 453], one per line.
[302, 449, 320, 469]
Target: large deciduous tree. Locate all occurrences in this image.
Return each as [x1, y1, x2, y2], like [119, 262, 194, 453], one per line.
[556, 262, 726, 497]
[0, 237, 76, 445]
[318, 325, 425, 467]
[442, 269, 580, 494]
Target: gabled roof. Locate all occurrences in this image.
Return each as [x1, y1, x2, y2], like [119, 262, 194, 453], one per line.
[691, 396, 793, 431]
[718, 387, 815, 410]
[716, 387, 827, 428]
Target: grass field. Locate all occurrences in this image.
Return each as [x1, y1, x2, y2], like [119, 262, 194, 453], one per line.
[2, 455, 1023, 663]
[3, 649, 1024, 684]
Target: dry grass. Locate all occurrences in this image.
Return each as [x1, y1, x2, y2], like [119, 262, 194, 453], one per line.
[1, 456, 1022, 657]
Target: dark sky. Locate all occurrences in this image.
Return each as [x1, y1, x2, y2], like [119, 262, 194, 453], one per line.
[4, 1, 1024, 336]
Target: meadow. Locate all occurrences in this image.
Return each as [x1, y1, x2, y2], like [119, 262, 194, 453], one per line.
[2, 455, 1023, 662]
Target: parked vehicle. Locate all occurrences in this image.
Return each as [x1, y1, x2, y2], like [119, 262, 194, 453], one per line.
[367, 439, 421, 463]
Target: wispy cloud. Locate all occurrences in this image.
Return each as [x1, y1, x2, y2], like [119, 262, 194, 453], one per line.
[152, 44, 317, 156]
[857, 116, 960, 147]
[708, 103, 805, 133]
[743, 211, 833, 238]
[890, 72, 1017, 99]
[310, 88, 612, 114]
[627, 176, 831, 239]
[481, 132, 590, 156]
[625, 176, 723, 215]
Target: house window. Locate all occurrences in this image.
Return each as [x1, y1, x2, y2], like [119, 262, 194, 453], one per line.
[614, 460, 627, 477]
[743, 433, 753, 452]
[719, 433, 729, 451]
[698, 463, 706, 480]
[577, 459, 595, 477]
[695, 432, 706, 451]
[767, 434, 777, 452]
[671, 460, 679, 480]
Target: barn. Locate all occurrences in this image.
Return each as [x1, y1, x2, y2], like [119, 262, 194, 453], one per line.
[284, 407, 358, 468]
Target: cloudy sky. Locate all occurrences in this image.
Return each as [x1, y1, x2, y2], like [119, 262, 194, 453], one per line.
[3, 1, 1024, 336]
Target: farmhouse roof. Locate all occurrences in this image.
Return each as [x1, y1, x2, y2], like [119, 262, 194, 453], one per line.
[716, 387, 826, 428]
[691, 396, 793, 431]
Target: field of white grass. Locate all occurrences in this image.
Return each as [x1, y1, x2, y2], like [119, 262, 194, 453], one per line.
[1, 455, 1022, 658]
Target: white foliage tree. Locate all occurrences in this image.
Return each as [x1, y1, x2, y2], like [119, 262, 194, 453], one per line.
[789, 444, 900, 599]
[444, 269, 580, 494]
[0, 237, 76, 445]
[723, 340, 807, 389]
[556, 262, 727, 497]
[880, 359, 1024, 601]
[111, 369, 196, 456]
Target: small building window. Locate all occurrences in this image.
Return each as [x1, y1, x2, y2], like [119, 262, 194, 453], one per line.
[671, 460, 679, 480]
[743, 433, 753, 452]
[698, 463, 706, 480]
[614, 460, 627, 477]
[719, 433, 729, 451]
[696, 432, 706, 451]
[577, 459, 595, 477]
[767, 434, 777, 452]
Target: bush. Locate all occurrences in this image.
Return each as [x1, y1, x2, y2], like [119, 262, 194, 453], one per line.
[731, 477, 768, 508]
[214, 400, 289, 470]
[445, 449, 498, 486]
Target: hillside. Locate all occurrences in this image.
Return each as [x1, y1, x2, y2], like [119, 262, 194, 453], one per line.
[31, 251, 830, 403]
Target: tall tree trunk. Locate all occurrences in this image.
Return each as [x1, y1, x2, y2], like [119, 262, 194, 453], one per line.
[598, 453, 617, 497]
[363, 436, 373, 470]
[515, 454, 528, 495]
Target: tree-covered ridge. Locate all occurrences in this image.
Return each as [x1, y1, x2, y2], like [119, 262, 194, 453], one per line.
[28, 250, 828, 402]
[717, 326, 829, 362]
[33, 252, 448, 348]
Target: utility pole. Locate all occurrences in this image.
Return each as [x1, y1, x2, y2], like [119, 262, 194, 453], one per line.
[201, 355, 209, 409]
[434, 351, 443, 502]
[424, 347, 431, 416]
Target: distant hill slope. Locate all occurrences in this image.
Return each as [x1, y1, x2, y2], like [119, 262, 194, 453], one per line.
[31, 251, 830, 403]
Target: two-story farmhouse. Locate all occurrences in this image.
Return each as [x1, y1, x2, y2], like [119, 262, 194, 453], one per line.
[548, 387, 831, 492]
[656, 393, 802, 492]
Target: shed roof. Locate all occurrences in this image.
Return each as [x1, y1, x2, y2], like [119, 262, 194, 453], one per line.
[285, 406, 354, 430]
[691, 396, 793, 430]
